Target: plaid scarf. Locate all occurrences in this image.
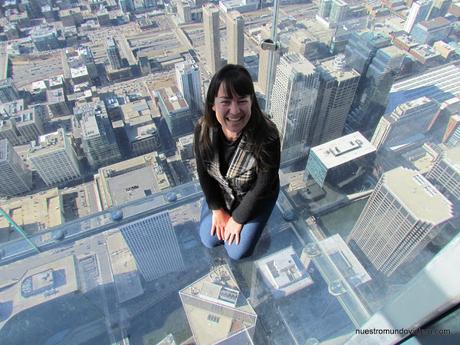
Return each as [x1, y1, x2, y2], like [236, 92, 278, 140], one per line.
[205, 129, 257, 211]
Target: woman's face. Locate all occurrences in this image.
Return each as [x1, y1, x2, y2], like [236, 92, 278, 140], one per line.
[212, 83, 252, 140]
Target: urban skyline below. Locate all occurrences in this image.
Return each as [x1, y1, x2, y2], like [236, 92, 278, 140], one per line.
[1, 0, 460, 344]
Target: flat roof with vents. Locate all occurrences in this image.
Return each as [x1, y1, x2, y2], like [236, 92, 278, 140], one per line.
[310, 132, 376, 169]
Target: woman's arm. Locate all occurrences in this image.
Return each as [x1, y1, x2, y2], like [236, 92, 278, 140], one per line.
[231, 136, 281, 225]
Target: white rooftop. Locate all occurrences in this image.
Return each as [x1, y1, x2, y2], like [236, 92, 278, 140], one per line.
[383, 167, 453, 225]
[311, 132, 376, 169]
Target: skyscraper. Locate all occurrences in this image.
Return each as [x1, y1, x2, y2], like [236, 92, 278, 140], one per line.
[203, 4, 221, 74]
[258, 45, 280, 100]
[347, 167, 453, 276]
[0, 78, 20, 103]
[226, 11, 244, 66]
[344, 30, 391, 76]
[426, 146, 460, 202]
[75, 101, 122, 169]
[269, 53, 320, 162]
[347, 45, 405, 136]
[318, 0, 333, 19]
[311, 55, 360, 146]
[28, 129, 81, 186]
[427, 0, 452, 19]
[119, 0, 134, 13]
[385, 64, 460, 115]
[120, 212, 185, 281]
[155, 86, 192, 138]
[106, 37, 123, 70]
[329, 0, 348, 26]
[371, 96, 438, 150]
[0, 138, 32, 196]
[404, 0, 433, 33]
[175, 60, 202, 117]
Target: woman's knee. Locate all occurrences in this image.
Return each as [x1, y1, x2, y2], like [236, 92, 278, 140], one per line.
[200, 230, 219, 248]
[226, 244, 254, 261]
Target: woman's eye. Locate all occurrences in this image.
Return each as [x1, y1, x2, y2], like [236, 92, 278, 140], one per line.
[238, 100, 248, 104]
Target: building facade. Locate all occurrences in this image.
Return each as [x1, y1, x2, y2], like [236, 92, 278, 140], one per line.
[203, 4, 221, 74]
[226, 11, 244, 66]
[269, 53, 320, 162]
[0, 138, 32, 196]
[305, 132, 376, 188]
[76, 101, 122, 169]
[175, 60, 202, 117]
[347, 167, 453, 276]
[426, 146, 460, 202]
[311, 55, 360, 146]
[120, 212, 185, 281]
[156, 86, 192, 138]
[106, 37, 123, 70]
[0, 78, 20, 103]
[28, 129, 81, 186]
[371, 96, 438, 150]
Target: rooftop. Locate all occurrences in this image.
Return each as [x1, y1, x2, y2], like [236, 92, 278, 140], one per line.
[0, 188, 63, 240]
[386, 63, 460, 113]
[320, 55, 360, 82]
[28, 129, 67, 156]
[311, 132, 376, 169]
[95, 153, 170, 209]
[383, 167, 453, 224]
[156, 86, 189, 113]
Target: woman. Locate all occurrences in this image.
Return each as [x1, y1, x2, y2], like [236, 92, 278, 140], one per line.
[194, 64, 280, 260]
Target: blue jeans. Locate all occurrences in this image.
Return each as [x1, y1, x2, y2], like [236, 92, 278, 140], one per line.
[199, 198, 277, 260]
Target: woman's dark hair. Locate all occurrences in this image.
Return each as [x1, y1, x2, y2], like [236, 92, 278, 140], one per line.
[198, 64, 279, 170]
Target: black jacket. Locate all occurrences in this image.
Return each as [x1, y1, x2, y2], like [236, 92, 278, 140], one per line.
[194, 123, 280, 224]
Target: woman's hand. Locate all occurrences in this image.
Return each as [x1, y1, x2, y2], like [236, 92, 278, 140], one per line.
[224, 217, 243, 245]
[211, 209, 231, 240]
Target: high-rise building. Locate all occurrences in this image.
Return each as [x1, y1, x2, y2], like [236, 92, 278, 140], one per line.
[427, 0, 451, 19]
[258, 46, 280, 100]
[203, 4, 221, 74]
[269, 53, 320, 162]
[411, 17, 452, 45]
[371, 96, 438, 150]
[404, 0, 433, 33]
[119, 0, 134, 13]
[28, 129, 81, 186]
[120, 212, 185, 281]
[305, 132, 376, 188]
[177, 1, 192, 24]
[385, 64, 460, 115]
[0, 138, 32, 196]
[444, 114, 460, 146]
[311, 55, 360, 146]
[226, 11, 244, 66]
[329, 0, 348, 26]
[106, 37, 123, 70]
[426, 146, 460, 202]
[344, 30, 391, 76]
[0, 78, 20, 103]
[179, 265, 257, 345]
[14, 106, 46, 145]
[318, 0, 333, 18]
[347, 45, 405, 136]
[175, 60, 202, 117]
[0, 107, 45, 146]
[347, 167, 453, 276]
[75, 101, 122, 169]
[156, 86, 192, 138]
[31, 25, 60, 51]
